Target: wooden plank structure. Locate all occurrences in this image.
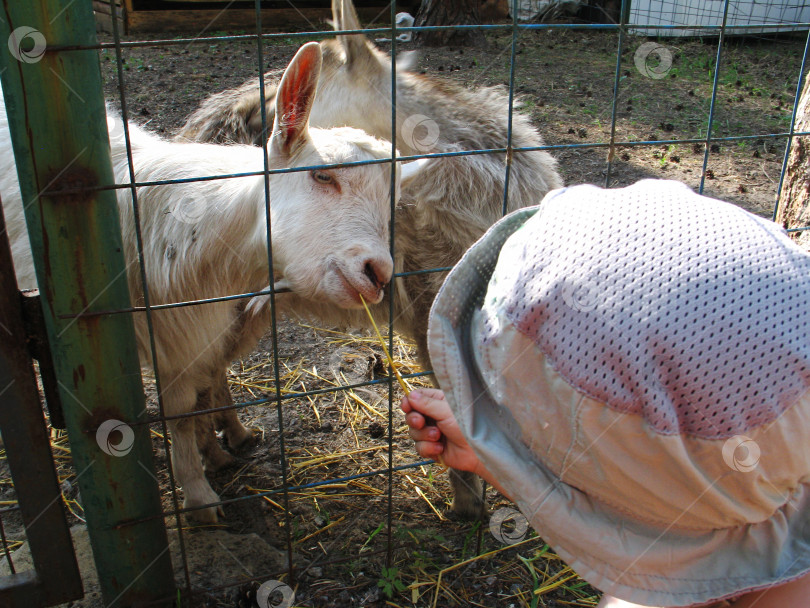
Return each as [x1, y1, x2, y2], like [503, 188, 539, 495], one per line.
[93, 0, 125, 33]
[94, 0, 392, 34]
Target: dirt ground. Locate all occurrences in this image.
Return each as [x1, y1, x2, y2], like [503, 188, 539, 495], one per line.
[2, 16, 807, 608]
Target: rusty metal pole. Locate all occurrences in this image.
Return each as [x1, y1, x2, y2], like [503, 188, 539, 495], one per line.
[0, 199, 83, 608]
[0, 2, 174, 606]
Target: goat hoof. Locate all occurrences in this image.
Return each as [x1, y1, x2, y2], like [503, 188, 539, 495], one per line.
[226, 426, 261, 451]
[186, 505, 220, 524]
[203, 449, 236, 473]
[183, 484, 223, 523]
[450, 496, 488, 521]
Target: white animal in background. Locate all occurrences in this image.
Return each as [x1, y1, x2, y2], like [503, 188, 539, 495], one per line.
[178, 0, 564, 518]
[1, 42, 428, 523]
[375, 12, 415, 43]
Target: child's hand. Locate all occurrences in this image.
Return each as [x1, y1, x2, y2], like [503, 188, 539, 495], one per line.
[400, 388, 481, 474]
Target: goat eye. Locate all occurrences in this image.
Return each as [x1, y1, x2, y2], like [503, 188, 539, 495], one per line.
[311, 170, 334, 185]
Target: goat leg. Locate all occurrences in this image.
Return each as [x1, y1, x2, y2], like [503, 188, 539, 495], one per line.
[210, 366, 259, 451]
[194, 409, 236, 473]
[165, 386, 223, 523]
[449, 469, 486, 520]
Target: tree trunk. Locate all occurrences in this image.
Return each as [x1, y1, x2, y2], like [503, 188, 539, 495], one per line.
[414, 0, 487, 48]
[776, 71, 810, 250]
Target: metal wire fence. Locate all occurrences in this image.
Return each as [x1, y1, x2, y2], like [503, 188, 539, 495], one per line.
[2, 0, 810, 606]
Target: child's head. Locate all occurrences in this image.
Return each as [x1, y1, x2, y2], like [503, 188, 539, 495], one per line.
[427, 180, 810, 607]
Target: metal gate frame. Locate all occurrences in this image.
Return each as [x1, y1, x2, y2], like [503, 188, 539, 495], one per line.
[0, 1, 175, 606]
[0, 201, 82, 606]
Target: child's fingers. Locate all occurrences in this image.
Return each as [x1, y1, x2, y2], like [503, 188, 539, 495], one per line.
[413, 388, 446, 401]
[404, 411, 426, 430]
[414, 440, 444, 458]
[406, 389, 450, 422]
[400, 389, 442, 411]
[408, 424, 441, 443]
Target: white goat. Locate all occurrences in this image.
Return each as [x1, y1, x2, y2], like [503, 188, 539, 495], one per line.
[2, 43, 427, 523]
[178, 0, 564, 518]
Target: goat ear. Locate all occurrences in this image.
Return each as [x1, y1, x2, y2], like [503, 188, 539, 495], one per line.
[400, 157, 433, 186]
[332, 0, 374, 67]
[271, 42, 322, 156]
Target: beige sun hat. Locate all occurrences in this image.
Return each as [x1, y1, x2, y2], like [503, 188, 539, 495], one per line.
[427, 180, 810, 606]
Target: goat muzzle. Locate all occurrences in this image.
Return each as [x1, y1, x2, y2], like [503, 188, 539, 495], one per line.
[363, 259, 391, 291]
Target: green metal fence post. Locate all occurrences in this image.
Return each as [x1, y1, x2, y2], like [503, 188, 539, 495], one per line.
[0, 2, 174, 606]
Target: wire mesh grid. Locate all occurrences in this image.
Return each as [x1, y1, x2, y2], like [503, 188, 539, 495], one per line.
[3, 0, 810, 605]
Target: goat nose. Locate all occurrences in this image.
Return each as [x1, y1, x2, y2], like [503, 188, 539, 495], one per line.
[363, 259, 392, 290]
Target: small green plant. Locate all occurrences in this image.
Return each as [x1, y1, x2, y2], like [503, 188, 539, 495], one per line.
[378, 566, 407, 599]
[393, 525, 446, 545]
[460, 520, 482, 559]
[291, 517, 304, 541]
[411, 549, 437, 571]
[517, 544, 551, 608]
[360, 521, 385, 552]
[720, 60, 748, 88]
[655, 144, 677, 167]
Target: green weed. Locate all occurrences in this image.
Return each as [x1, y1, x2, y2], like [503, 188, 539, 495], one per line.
[377, 566, 407, 599]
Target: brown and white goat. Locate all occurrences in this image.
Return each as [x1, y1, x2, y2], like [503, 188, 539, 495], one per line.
[2, 43, 427, 522]
[178, 0, 564, 519]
